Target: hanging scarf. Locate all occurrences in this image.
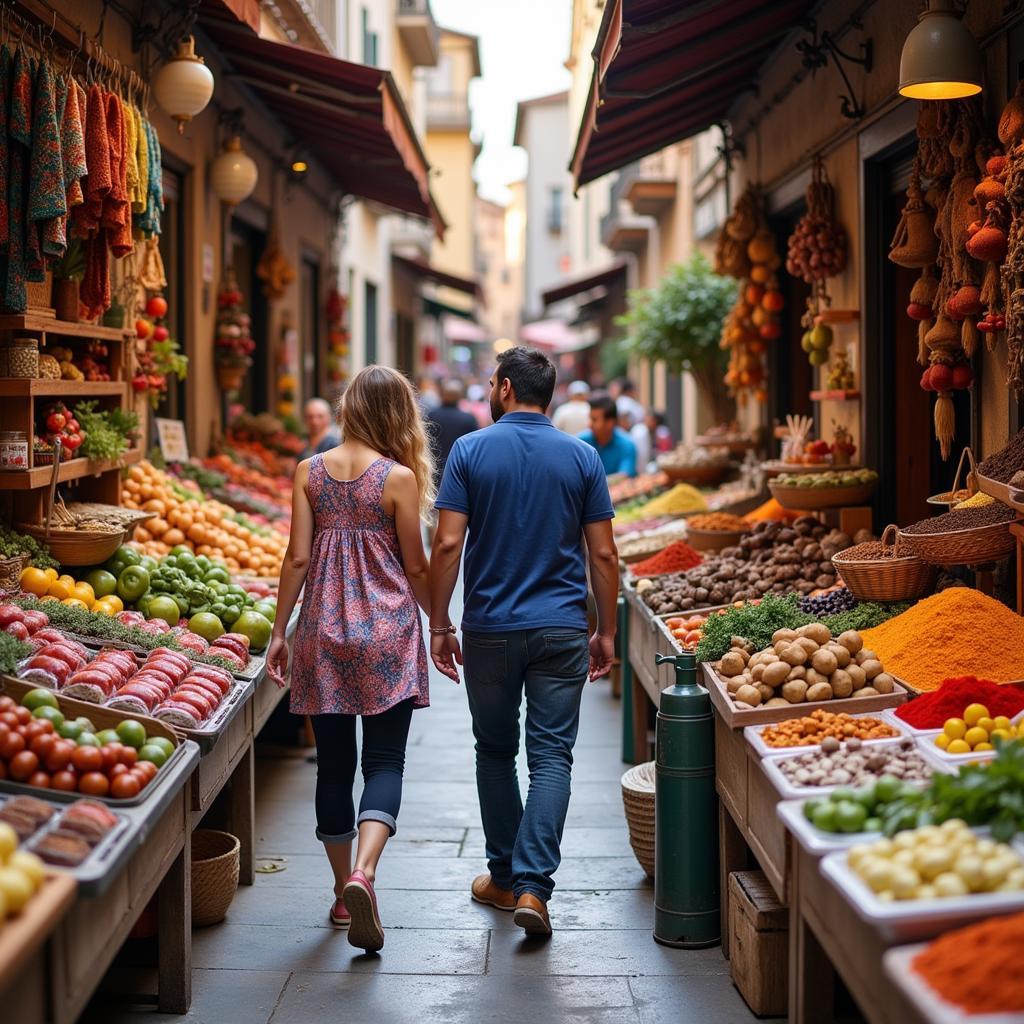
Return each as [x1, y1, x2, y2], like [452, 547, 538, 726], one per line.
[124, 101, 138, 204]
[5, 46, 34, 310]
[139, 118, 163, 237]
[103, 91, 132, 256]
[60, 77, 87, 213]
[75, 83, 111, 238]
[132, 105, 147, 214]
[30, 58, 67, 262]
[0, 46, 11, 255]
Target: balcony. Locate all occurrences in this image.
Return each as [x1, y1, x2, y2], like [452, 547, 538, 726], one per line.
[426, 92, 470, 131]
[397, 0, 440, 67]
[622, 152, 677, 217]
[600, 173, 651, 253]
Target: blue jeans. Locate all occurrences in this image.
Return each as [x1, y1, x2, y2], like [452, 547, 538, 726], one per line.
[463, 627, 589, 901]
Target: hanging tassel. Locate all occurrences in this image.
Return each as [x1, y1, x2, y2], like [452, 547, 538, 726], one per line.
[961, 317, 979, 357]
[987, 328, 1002, 352]
[934, 392, 956, 460]
[980, 260, 1001, 308]
[918, 319, 931, 365]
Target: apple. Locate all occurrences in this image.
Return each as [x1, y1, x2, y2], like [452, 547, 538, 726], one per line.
[135, 319, 152, 340]
[153, 326, 169, 342]
[145, 296, 168, 319]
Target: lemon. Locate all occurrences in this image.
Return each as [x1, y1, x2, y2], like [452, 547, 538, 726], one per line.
[73, 581, 95, 607]
[990, 728, 1013, 742]
[993, 716, 1014, 732]
[58, 573, 75, 588]
[90, 600, 115, 617]
[7, 851, 43, 889]
[964, 726, 989, 748]
[943, 719, 967, 741]
[974, 742, 994, 751]
[39, 595, 59, 604]
[963, 704, 990, 727]
[977, 717, 996, 735]
[946, 739, 971, 754]
[0, 822, 16, 862]
[934, 733, 951, 750]
[19, 566, 49, 597]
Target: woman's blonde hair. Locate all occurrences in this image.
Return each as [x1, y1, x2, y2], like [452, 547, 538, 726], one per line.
[338, 366, 436, 520]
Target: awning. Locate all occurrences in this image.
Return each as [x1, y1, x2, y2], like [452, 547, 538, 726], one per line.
[198, 17, 445, 233]
[201, 0, 260, 33]
[423, 296, 476, 322]
[393, 253, 482, 299]
[444, 318, 488, 343]
[571, 0, 814, 188]
[520, 319, 600, 354]
[541, 260, 627, 307]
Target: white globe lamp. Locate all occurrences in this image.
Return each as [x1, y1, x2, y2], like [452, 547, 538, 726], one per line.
[153, 37, 214, 134]
[211, 136, 258, 206]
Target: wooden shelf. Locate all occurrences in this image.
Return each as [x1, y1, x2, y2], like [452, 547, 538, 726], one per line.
[0, 872, 76, 993]
[1, 447, 143, 490]
[0, 314, 132, 342]
[810, 389, 861, 402]
[0, 379, 124, 397]
[813, 309, 860, 326]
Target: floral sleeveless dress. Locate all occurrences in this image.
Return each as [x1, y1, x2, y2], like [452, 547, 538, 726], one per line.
[290, 455, 429, 716]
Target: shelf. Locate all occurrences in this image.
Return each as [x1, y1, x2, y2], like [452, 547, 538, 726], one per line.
[0, 379, 124, 397]
[0, 314, 132, 342]
[810, 389, 861, 402]
[0, 447, 142, 490]
[0, 872, 77, 993]
[813, 309, 860, 326]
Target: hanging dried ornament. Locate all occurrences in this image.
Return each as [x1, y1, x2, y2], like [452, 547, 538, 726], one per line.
[256, 221, 296, 301]
[715, 184, 761, 279]
[889, 161, 939, 268]
[137, 237, 167, 293]
[1000, 81, 1024, 393]
[786, 156, 847, 282]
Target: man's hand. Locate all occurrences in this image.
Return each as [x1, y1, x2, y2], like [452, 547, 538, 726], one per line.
[588, 632, 615, 681]
[266, 636, 289, 689]
[431, 632, 463, 683]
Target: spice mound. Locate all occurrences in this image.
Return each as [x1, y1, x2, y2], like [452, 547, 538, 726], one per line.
[630, 541, 702, 578]
[635, 483, 707, 518]
[978, 426, 1024, 483]
[833, 541, 905, 561]
[912, 911, 1024, 1015]
[902, 500, 1016, 534]
[896, 675, 1024, 728]
[758, 710, 898, 748]
[860, 589, 1024, 691]
[688, 512, 751, 533]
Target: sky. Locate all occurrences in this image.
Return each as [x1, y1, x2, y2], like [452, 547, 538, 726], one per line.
[429, 0, 573, 205]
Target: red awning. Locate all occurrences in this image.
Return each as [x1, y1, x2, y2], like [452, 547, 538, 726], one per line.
[571, 0, 815, 189]
[393, 253, 481, 299]
[202, 0, 260, 33]
[541, 260, 627, 307]
[199, 17, 445, 234]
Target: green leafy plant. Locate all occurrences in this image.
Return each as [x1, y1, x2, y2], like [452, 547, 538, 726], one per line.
[696, 594, 814, 663]
[0, 631, 32, 673]
[73, 401, 130, 463]
[0, 524, 58, 569]
[152, 336, 188, 380]
[616, 252, 737, 423]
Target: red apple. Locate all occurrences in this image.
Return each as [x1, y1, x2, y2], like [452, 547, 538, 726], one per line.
[153, 326, 169, 342]
[145, 295, 168, 319]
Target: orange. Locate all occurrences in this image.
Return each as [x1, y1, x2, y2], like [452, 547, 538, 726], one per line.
[20, 567, 50, 597]
[73, 581, 95, 607]
[94, 594, 124, 614]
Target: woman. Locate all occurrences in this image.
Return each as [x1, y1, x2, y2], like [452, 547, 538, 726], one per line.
[267, 366, 435, 953]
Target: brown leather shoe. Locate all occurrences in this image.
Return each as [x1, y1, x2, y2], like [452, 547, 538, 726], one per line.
[471, 873, 516, 911]
[513, 893, 552, 936]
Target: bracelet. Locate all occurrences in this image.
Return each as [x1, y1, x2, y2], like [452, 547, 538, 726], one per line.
[429, 625, 456, 636]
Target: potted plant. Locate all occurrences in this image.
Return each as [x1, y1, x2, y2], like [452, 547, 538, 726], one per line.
[213, 271, 254, 393]
[52, 239, 86, 323]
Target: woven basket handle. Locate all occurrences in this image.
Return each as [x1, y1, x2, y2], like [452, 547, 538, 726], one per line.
[881, 523, 902, 556]
[950, 446, 979, 496]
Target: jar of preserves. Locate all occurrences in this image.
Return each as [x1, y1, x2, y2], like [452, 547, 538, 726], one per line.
[7, 337, 39, 378]
[0, 431, 28, 470]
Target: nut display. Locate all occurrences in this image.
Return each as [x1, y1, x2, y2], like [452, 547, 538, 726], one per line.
[757, 708, 900, 746]
[773, 468, 879, 489]
[688, 513, 751, 533]
[776, 737, 933, 788]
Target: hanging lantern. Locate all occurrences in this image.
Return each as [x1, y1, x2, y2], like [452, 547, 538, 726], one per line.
[153, 37, 214, 134]
[211, 136, 258, 206]
[899, 0, 982, 100]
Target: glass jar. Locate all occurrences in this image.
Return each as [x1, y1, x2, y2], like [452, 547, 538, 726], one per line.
[7, 337, 39, 378]
[0, 431, 28, 470]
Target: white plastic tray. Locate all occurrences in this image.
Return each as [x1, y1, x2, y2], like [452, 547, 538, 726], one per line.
[882, 944, 1024, 1023]
[777, 798, 883, 856]
[915, 734, 997, 768]
[882, 704, 1024, 736]
[745, 711, 907, 758]
[820, 830, 1024, 943]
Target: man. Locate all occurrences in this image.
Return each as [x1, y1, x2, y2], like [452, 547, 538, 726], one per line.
[579, 395, 638, 477]
[299, 397, 340, 460]
[609, 377, 645, 429]
[620, 404, 651, 471]
[426, 379, 478, 486]
[430, 346, 619, 938]
[551, 380, 591, 436]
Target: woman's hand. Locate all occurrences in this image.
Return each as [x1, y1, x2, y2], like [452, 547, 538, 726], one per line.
[431, 632, 463, 684]
[267, 636, 289, 689]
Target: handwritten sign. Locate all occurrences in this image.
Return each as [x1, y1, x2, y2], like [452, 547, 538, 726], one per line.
[155, 418, 189, 463]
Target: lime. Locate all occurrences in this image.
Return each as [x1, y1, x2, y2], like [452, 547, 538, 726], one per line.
[146, 595, 181, 627]
[58, 720, 84, 741]
[116, 719, 148, 749]
[74, 717, 95, 732]
[253, 601, 277, 623]
[147, 736, 175, 759]
[834, 801, 867, 834]
[811, 802, 839, 833]
[76, 732, 101, 748]
[873, 775, 902, 803]
[33, 705, 64, 727]
[85, 569, 118, 598]
[137, 744, 168, 768]
[21, 688, 59, 711]
[95, 728, 121, 745]
[803, 799, 825, 823]
[189, 611, 225, 643]
[233, 610, 272, 652]
[863, 817, 883, 832]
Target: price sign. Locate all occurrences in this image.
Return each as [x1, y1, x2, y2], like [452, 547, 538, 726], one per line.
[155, 418, 190, 463]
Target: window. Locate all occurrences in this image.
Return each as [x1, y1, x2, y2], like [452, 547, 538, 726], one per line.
[364, 280, 378, 365]
[547, 186, 563, 234]
[361, 7, 378, 66]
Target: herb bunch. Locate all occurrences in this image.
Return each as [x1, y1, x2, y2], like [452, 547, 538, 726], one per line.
[73, 401, 131, 462]
[695, 595, 815, 662]
[0, 524, 58, 570]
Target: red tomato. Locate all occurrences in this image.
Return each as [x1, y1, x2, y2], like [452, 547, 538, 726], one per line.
[13, 706, 31, 725]
[9, 750, 40, 780]
[108, 763, 128, 779]
[99, 744, 121, 772]
[30, 734, 56, 759]
[27, 771, 50, 788]
[71, 746, 103, 774]
[0, 696, 13, 711]
[0, 711, 19, 728]
[0, 721, 7, 739]
[51, 770, 78, 791]
[0, 731, 26, 759]
[134, 760, 158, 783]
[44, 739, 74, 772]
[24, 721, 49, 740]
[0, 761, 6, 780]
[117, 746, 138, 767]
[110, 773, 141, 799]
[78, 771, 110, 797]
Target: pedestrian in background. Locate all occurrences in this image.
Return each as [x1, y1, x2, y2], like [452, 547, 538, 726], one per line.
[267, 366, 435, 954]
[551, 379, 591, 435]
[427, 379, 479, 487]
[580, 394, 638, 477]
[647, 411, 674, 453]
[619, 403, 651, 471]
[429, 346, 619, 938]
[300, 397, 341, 460]
[609, 377, 645, 429]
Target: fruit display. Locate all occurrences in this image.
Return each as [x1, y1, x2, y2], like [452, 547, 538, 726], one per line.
[665, 611, 717, 652]
[826, 349, 856, 391]
[720, 626, 896, 710]
[895, 676, 1024, 729]
[846, 821, 1024, 899]
[0, 692, 172, 799]
[46, 342, 112, 382]
[0, 818, 47, 922]
[800, 321, 835, 368]
[932, 702, 1022, 755]
[174, 461, 290, 523]
[798, 587, 857, 617]
[37, 402, 83, 461]
[772, 468, 879, 490]
[802, 775, 923, 835]
[608, 472, 669, 505]
[774, 737, 934, 789]
[214, 272, 257, 384]
[0, 796, 118, 867]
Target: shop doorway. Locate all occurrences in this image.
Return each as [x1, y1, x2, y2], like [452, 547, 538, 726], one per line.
[299, 255, 321, 405]
[231, 221, 269, 415]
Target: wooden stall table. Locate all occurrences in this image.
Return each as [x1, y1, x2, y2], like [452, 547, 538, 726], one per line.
[0, 873, 77, 1023]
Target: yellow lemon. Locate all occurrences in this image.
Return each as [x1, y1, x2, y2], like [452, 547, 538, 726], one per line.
[73, 582, 95, 607]
[42, 567, 58, 583]
[19, 567, 49, 597]
[963, 704, 990, 727]
[946, 739, 971, 754]
[964, 726, 989, 748]
[977, 717, 996, 735]
[90, 601, 115, 617]
[973, 742, 994, 751]
[993, 716, 1014, 732]
[934, 733, 951, 750]
[990, 728, 1013, 743]
[61, 598, 89, 610]
[47, 579, 72, 600]
[38, 595, 59, 604]
[943, 719, 967, 741]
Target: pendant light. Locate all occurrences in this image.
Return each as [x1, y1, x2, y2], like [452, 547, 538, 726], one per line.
[211, 136, 259, 206]
[153, 37, 215, 133]
[899, 0, 982, 100]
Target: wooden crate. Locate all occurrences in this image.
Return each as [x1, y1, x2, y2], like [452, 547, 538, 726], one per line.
[715, 713, 748, 830]
[728, 870, 789, 1017]
[745, 747, 789, 902]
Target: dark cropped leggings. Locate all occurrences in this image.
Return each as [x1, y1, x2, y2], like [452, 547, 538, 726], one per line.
[310, 699, 415, 844]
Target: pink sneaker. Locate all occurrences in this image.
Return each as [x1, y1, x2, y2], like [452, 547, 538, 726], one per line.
[329, 896, 350, 929]
[343, 870, 385, 952]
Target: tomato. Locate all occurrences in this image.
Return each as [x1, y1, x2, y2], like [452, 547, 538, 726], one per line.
[108, 763, 128, 779]
[13, 706, 31, 725]
[0, 696, 13, 711]
[117, 746, 138, 767]
[98, 744, 122, 772]
[134, 760, 158, 782]
[9, 750, 39, 780]
[110, 773, 141, 799]
[24, 720, 50, 740]
[0, 712, 19, 728]
[0, 722, 7, 739]
[51, 770, 77, 791]
[78, 771, 110, 796]
[71, 746, 103, 773]
[0, 731, 26, 759]
[30, 734, 56, 759]
[43, 739, 74, 772]
[27, 771, 50, 788]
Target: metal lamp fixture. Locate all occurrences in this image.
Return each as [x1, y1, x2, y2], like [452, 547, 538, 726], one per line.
[211, 135, 259, 206]
[153, 36, 214, 133]
[899, 0, 982, 100]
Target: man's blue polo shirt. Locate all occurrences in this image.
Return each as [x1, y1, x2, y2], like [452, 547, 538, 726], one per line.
[579, 426, 638, 477]
[435, 412, 614, 633]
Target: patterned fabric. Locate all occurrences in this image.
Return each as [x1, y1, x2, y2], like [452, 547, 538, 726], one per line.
[124, 101, 138, 204]
[132, 106, 147, 214]
[61, 80, 87, 212]
[290, 455, 429, 716]
[139, 117, 163, 237]
[5, 47, 33, 310]
[0, 47, 11, 254]
[30, 58, 66, 262]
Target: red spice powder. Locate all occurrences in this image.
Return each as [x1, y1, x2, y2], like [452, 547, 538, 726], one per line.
[896, 675, 1024, 728]
[631, 541, 702, 577]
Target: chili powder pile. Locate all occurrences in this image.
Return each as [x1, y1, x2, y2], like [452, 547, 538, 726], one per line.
[896, 676, 1024, 728]
[631, 541, 702, 578]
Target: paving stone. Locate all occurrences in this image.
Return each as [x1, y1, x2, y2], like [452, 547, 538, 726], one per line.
[629, 974, 779, 1024]
[461, 825, 633, 860]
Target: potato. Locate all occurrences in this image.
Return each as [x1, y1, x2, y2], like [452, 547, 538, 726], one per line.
[751, 663, 765, 682]
[757, 683, 774, 703]
[846, 664, 866, 689]
[781, 644, 808, 666]
[812, 649, 838, 675]
[806, 682, 834, 702]
[803, 668, 822, 688]
[781, 680, 808, 703]
[764, 697, 790, 708]
[795, 637, 820, 657]
[826, 642, 851, 668]
[772, 628, 798, 643]
[799, 623, 832, 646]
[873, 673, 895, 694]
[855, 648, 878, 666]
[720, 651, 745, 678]
[831, 668, 853, 698]
[852, 686, 879, 698]
[735, 684, 762, 707]
[762, 661, 790, 687]
[726, 677, 744, 695]
[787, 665, 807, 681]
[838, 630, 863, 654]
[773, 640, 791, 656]
[860, 659, 883, 680]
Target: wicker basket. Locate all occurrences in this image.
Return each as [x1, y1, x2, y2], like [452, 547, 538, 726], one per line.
[191, 829, 240, 927]
[897, 519, 1016, 568]
[768, 479, 877, 510]
[659, 463, 730, 486]
[0, 554, 29, 595]
[926, 447, 979, 509]
[15, 524, 125, 566]
[621, 761, 656, 879]
[832, 525, 936, 602]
